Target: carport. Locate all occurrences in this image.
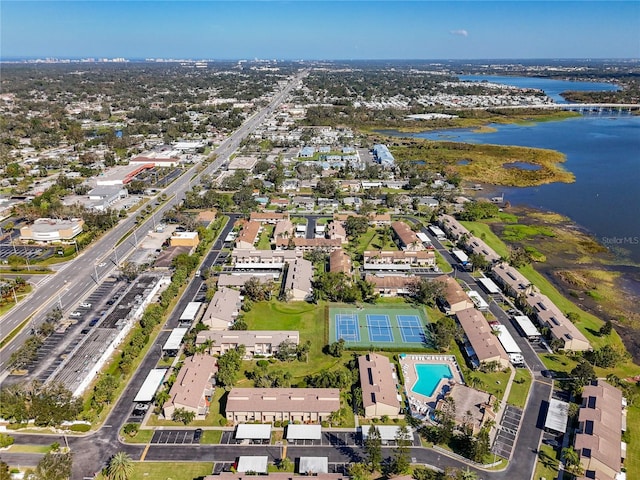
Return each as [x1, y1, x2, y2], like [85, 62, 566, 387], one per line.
[236, 456, 268, 474]
[235, 423, 272, 444]
[545, 398, 569, 434]
[286, 424, 322, 444]
[299, 457, 328, 475]
[133, 368, 167, 403]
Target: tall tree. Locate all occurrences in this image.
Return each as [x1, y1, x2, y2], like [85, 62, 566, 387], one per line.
[33, 451, 73, 480]
[364, 425, 382, 472]
[108, 451, 134, 480]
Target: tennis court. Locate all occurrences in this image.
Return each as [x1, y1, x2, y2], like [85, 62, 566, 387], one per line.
[329, 305, 433, 349]
[335, 313, 361, 342]
[397, 315, 427, 343]
[366, 314, 394, 342]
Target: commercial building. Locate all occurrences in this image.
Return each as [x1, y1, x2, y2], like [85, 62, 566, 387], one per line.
[20, 218, 84, 243]
[163, 354, 217, 419]
[575, 380, 626, 480]
[196, 331, 299, 358]
[455, 307, 510, 369]
[169, 231, 200, 248]
[227, 156, 258, 171]
[86, 185, 128, 211]
[225, 388, 340, 424]
[96, 163, 153, 186]
[358, 353, 402, 418]
[201, 287, 242, 330]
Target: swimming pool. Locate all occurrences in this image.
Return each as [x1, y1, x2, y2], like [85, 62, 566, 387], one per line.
[412, 363, 454, 398]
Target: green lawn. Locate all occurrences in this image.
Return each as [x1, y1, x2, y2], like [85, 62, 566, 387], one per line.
[7, 444, 52, 454]
[202, 430, 223, 444]
[435, 250, 453, 273]
[256, 225, 274, 250]
[626, 403, 640, 479]
[241, 300, 347, 385]
[534, 444, 560, 480]
[507, 368, 532, 408]
[97, 462, 213, 480]
[459, 220, 510, 258]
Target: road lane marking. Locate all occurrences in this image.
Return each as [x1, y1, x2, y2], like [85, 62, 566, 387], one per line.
[139, 443, 150, 461]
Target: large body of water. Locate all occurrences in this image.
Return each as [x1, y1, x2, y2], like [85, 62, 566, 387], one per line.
[458, 74, 619, 103]
[393, 76, 640, 263]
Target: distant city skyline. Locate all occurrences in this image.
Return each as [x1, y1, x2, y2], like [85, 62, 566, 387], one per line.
[2, 1, 639, 60]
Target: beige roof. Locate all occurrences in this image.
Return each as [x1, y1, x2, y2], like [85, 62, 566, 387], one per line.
[164, 354, 217, 411]
[284, 258, 313, 294]
[363, 250, 435, 263]
[491, 262, 531, 293]
[391, 221, 420, 247]
[439, 214, 470, 240]
[226, 388, 340, 415]
[575, 380, 624, 480]
[217, 274, 272, 288]
[202, 287, 241, 329]
[196, 330, 299, 348]
[327, 221, 347, 240]
[329, 249, 352, 274]
[436, 275, 474, 310]
[467, 236, 501, 263]
[250, 212, 289, 222]
[358, 353, 401, 412]
[455, 307, 509, 365]
[273, 219, 294, 240]
[524, 292, 590, 350]
[277, 237, 341, 249]
[231, 248, 301, 264]
[365, 274, 417, 290]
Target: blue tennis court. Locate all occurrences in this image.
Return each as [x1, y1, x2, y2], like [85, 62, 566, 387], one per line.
[366, 314, 394, 342]
[335, 313, 360, 342]
[397, 315, 426, 343]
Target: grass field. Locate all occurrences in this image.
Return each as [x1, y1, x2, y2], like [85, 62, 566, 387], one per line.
[96, 462, 213, 480]
[120, 429, 154, 444]
[626, 403, 640, 479]
[507, 368, 532, 409]
[534, 444, 561, 480]
[147, 388, 227, 427]
[256, 225, 274, 250]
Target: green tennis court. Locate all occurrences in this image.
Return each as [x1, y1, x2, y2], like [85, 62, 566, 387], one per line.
[329, 304, 433, 349]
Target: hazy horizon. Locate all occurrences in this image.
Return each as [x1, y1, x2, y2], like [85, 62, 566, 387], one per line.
[2, 1, 639, 60]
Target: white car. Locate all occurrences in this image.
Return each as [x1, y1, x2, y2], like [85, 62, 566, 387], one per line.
[80, 302, 91, 308]
[97, 262, 107, 267]
[69, 311, 83, 318]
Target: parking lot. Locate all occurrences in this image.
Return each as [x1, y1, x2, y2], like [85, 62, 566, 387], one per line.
[151, 429, 200, 445]
[0, 243, 53, 260]
[492, 405, 523, 459]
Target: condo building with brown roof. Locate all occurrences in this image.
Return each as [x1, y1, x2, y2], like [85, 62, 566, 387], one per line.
[363, 250, 435, 269]
[329, 249, 352, 275]
[163, 354, 217, 419]
[358, 353, 402, 418]
[365, 274, 417, 297]
[575, 380, 626, 480]
[455, 307, 510, 369]
[235, 221, 262, 249]
[201, 287, 242, 330]
[436, 275, 475, 314]
[439, 214, 471, 242]
[196, 331, 300, 358]
[225, 388, 340, 423]
[250, 212, 290, 224]
[391, 221, 424, 251]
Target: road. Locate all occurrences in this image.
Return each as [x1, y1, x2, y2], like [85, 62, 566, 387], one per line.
[0, 69, 307, 376]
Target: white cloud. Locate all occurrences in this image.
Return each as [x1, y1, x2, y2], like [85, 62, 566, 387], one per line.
[450, 29, 468, 37]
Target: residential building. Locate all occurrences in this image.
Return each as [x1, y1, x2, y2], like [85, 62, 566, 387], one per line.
[365, 274, 417, 297]
[273, 219, 294, 245]
[217, 273, 274, 288]
[391, 221, 424, 251]
[163, 354, 217, 419]
[231, 249, 301, 269]
[201, 287, 242, 330]
[575, 380, 626, 480]
[363, 250, 435, 269]
[436, 275, 475, 315]
[275, 237, 341, 252]
[329, 249, 352, 275]
[455, 307, 510, 369]
[235, 221, 261, 249]
[250, 212, 289, 224]
[196, 331, 299, 358]
[436, 384, 496, 434]
[490, 262, 532, 296]
[466, 236, 501, 264]
[358, 353, 402, 418]
[20, 218, 84, 243]
[283, 257, 313, 301]
[523, 292, 591, 352]
[225, 388, 340, 423]
[327, 221, 348, 244]
[373, 144, 395, 168]
[439, 214, 470, 242]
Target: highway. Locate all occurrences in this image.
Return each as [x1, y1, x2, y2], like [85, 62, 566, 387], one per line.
[0, 69, 307, 377]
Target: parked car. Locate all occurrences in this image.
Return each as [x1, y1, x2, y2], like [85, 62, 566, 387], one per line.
[80, 302, 92, 308]
[70, 311, 83, 318]
[193, 428, 203, 443]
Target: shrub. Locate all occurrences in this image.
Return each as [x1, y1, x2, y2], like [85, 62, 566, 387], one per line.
[0, 434, 14, 448]
[67, 423, 91, 432]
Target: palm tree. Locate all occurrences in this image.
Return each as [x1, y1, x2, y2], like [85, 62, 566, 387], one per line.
[458, 467, 478, 480]
[108, 451, 133, 480]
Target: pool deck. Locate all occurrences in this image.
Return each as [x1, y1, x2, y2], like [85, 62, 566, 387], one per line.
[400, 354, 464, 418]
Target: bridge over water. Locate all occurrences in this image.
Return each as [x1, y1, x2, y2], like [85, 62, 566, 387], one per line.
[479, 103, 640, 112]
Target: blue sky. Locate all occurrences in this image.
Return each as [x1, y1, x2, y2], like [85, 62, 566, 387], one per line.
[2, 1, 639, 59]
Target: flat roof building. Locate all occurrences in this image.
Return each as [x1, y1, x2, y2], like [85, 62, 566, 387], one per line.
[20, 218, 84, 243]
[228, 156, 259, 171]
[170, 231, 200, 248]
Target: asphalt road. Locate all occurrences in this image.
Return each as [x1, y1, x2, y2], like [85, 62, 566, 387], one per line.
[0, 70, 307, 376]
